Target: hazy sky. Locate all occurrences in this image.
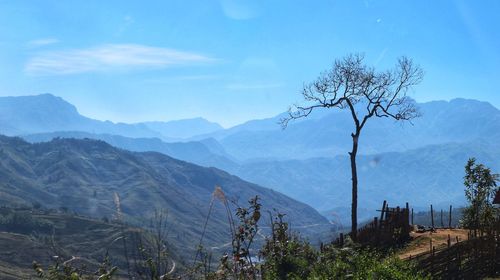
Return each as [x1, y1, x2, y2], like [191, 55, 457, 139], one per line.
[0, 1, 498, 127]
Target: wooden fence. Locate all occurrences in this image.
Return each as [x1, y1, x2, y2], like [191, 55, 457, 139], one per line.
[356, 200, 411, 246]
[409, 235, 499, 279]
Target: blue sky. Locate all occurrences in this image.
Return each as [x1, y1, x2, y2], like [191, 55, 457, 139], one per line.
[0, 0, 498, 127]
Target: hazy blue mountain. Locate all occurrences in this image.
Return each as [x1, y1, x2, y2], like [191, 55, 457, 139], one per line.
[23, 131, 238, 171]
[196, 99, 500, 161]
[229, 140, 500, 214]
[3, 94, 499, 225]
[0, 94, 162, 138]
[0, 135, 330, 251]
[5, 94, 497, 163]
[188, 110, 327, 141]
[141, 118, 223, 140]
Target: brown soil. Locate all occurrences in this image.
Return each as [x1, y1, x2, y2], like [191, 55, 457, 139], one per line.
[398, 228, 469, 259]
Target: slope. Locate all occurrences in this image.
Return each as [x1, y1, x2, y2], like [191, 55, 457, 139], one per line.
[0, 135, 330, 255]
[0, 208, 172, 279]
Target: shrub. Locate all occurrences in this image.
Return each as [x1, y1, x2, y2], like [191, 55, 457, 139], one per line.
[461, 158, 499, 236]
[260, 213, 429, 280]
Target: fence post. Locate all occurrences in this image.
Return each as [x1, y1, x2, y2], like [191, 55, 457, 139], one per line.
[411, 208, 414, 225]
[405, 202, 410, 231]
[385, 203, 389, 221]
[440, 209, 444, 228]
[447, 234, 451, 248]
[379, 200, 386, 229]
[430, 204, 434, 229]
[449, 205, 452, 228]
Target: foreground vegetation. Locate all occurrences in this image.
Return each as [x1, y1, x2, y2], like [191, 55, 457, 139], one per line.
[13, 197, 427, 280]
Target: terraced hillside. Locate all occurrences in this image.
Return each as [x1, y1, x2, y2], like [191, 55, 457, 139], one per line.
[0, 208, 179, 279]
[0, 135, 331, 260]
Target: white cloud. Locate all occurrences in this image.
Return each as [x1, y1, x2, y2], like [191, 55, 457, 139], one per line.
[27, 38, 59, 47]
[25, 44, 216, 75]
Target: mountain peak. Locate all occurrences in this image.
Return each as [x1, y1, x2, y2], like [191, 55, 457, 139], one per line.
[0, 94, 164, 138]
[0, 93, 78, 113]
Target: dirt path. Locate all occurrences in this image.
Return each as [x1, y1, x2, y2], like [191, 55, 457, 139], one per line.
[398, 229, 469, 259]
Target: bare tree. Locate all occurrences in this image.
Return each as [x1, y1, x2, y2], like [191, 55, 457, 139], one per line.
[281, 54, 423, 239]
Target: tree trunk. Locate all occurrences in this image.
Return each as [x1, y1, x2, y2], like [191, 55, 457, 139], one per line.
[349, 132, 360, 240]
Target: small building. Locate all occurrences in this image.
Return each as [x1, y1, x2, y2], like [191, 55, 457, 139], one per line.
[493, 189, 500, 205]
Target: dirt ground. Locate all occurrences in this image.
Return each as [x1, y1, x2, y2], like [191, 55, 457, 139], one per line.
[398, 228, 469, 259]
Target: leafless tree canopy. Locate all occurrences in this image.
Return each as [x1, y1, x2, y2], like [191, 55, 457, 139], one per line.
[281, 54, 424, 130]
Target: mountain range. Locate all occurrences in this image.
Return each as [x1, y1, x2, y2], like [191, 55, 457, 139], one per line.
[1, 93, 499, 226]
[193, 98, 500, 160]
[0, 93, 221, 142]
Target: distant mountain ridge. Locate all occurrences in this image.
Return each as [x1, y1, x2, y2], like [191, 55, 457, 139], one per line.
[23, 131, 238, 171]
[0, 94, 224, 141]
[2, 94, 498, 162]
[196, 98, 500, 160]
[2, 93, 499, 224]
[141, 117, 223, 139]
[0, 94, 166, 139]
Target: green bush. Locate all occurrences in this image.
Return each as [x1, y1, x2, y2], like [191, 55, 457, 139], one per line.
[260, 212, 429, 280]
[460, 158, 499, 236]
[309, 248, 429, 280]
